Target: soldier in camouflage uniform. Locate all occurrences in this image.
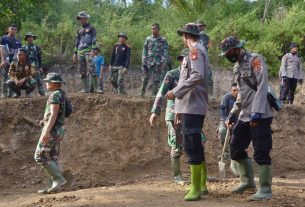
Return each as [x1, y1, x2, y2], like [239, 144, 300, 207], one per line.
[34, 72, 67, 194]
[23, 32, 45, 96]
[150, 51, 186, 185]
[139, 23, 169, 97]
[73, 11, 97, 93]
[6, 48, 37, 98]
[196, 20, 213, 95]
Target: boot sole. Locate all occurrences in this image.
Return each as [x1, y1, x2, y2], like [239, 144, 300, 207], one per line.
[231, 187, 256, 194]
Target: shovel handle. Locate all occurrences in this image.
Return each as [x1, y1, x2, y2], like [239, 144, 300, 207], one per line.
[220, 127, 231, 163]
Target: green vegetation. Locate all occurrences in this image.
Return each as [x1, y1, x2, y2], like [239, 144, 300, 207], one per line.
[1, 0, 304, 75]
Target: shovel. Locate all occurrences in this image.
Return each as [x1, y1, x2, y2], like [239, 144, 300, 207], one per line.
[218, 127, 231, 179]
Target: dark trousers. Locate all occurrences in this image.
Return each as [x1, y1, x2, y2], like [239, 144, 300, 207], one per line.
[230, 118, 273, 165]
[181, 114, 205, 165]
[280, 78, 298, 103]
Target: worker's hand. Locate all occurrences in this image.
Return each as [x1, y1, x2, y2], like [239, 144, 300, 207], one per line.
[165, 91, 175, 100]
[40, 130, 51, 146]
[0, 61, 7, 68]
[174, 113, 182, 127]
[72, 54, 77, 63]
[225, 113, 237, 128]
[149, 113, 158, 126]
[249, 113, 261, 127]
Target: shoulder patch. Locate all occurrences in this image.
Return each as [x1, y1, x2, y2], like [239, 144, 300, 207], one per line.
[191, 48, 198, 61]
[252, 57, 262, 72]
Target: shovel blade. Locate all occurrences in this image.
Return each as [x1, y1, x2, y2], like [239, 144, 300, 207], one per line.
[218, 161, 226, 179]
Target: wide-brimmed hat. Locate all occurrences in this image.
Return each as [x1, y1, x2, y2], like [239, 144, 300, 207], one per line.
[177, 23, 200, 36]
[219, 36, 244, 56]
[24, 32, 36, 40]
[43, 72, 66, 84]
[196, 20, 207, 26]
[76, 11, 90, 20]
[118, 32, 128, 40]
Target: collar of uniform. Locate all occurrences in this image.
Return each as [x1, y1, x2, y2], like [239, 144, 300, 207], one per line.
[82, 23, 90, 28]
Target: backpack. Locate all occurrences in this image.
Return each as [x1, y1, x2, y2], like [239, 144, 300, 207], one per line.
[60, 90, 73, 117]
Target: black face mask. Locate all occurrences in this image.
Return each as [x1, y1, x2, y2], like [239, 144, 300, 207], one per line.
[291, 51, 297, 55]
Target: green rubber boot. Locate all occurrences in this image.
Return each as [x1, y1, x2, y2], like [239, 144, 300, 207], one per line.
[92, 76, 103, 93]
[138, 81, 147, 97]
[249, 165, 272, 201]
[151, 82, 159, 96]
[184, 164, 201, 201]
[38, 177, 52, 194]
[200, 162, 208, 195]
[171, 158, 185, 185]
[44, 161, 67, 193]
[232, 158, 256, 194]
[80, 78, 89, 93]
[230, 160, 239, 177]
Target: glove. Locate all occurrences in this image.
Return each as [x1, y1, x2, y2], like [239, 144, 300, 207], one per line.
[249, 113, 262, 122]
[298, 79, 303, 85]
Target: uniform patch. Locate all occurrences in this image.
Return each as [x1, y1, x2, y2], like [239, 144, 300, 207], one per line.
[191, 49, 198, 60]
[252, 57, 262, 72]
[85, 29, 90, 33]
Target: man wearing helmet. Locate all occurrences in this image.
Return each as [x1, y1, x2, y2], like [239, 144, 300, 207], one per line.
[279, 42, 304, 104]
[73, 11, 97, 93]
[221, 36, 273, 201]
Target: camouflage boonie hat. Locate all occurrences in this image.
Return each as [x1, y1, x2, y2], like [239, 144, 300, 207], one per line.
[177, 48, 189, 60]
[77, 11, 90, 20]
[196, 20, 207, 26]
[290, 42, 298, 49]
[177, 23, 200, 36]
[24, 32, 36, 41]
[118, 32, 128, 40]
[219, 36, 244, 56]
[43, 72, 66, 84]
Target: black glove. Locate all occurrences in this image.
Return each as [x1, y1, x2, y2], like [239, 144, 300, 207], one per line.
[226, 113, 237, 125]
[298, 79, 303, 85]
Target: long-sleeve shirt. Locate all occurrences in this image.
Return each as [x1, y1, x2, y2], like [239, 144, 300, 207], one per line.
[220, 92, 236, 120]
[151, 67, 180, 121]
[172, 42, 209, 115]
[279, 52, 304, 80]
[142, 35, 168, 67]
[23, 43, 42, 68]
[231, 51, 273, 122]
[75, 23, 96, 55]
[8, 61, 36, 80]
[110, 43, 131, 68]
[0, 35, 22, 63]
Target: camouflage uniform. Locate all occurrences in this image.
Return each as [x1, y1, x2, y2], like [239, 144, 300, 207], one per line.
[6, 60, 37, 97]
[23, 42, 45, 96]
[75, 12, 97, 93]
[140, 35, 169, 96]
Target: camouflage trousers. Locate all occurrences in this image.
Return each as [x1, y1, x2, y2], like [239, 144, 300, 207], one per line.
[141, 64, 162, 95]
[110, 66, 126, 90]
[34, 126, 65, 166]
[167, 121, 183, 159]
[6, 78, 37, 95]
[208, 69, 214, 95]
[77, 52, 91, 79]
[0, 65, 9, 97]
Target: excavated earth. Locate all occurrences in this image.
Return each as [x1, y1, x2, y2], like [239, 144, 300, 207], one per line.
[0, 69, 305, 207]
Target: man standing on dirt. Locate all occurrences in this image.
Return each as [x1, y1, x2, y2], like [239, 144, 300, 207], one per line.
[279, 42, 304, 104]
[221, 36, 273, 201]
[165, 23, 209, 201]
[34, 72, 67, 194]
[73, 11, 97, 93]
[109, 32, 131, 94]
[0, 24, 22, 98]
[138, 23, 169, 97]
[217, 83, 238, 160]
[23, 32, 45, 96]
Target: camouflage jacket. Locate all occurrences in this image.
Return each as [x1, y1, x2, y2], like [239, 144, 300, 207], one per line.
[23, 43, 42, 68]
[199, 31, 210, 52]
[44, 89, 66, 127]
[8, 61, 36, 80]
[151, 67, 180, 121]
[142, 35, 168, 67]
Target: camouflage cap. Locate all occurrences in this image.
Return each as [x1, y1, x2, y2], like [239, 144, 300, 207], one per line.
[118, 32, 128, 40]
[290, 42, 298, 49]
[219, 36, 244, 56]
[196, 20, 207, 26]
[24, 32, 36, 40]
[177, 23, 200, 36]
[43, 72, 66, 84]
[177, 48, 189, 60]
[77, 11, 90, 20]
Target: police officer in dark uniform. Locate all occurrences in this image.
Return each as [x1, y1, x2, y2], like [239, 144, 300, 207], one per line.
[220, 36, 273, 201]
[109, 32, 131, 94]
